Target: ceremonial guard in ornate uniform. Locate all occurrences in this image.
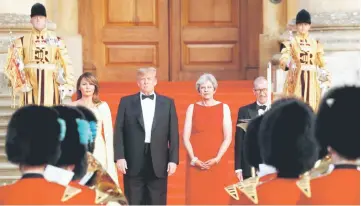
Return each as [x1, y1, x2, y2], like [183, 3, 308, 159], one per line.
[3, 3, 74, 107]
[0, 105, 69, 204]
[279, 9, 331, 111]
[298, 86, 360, 205]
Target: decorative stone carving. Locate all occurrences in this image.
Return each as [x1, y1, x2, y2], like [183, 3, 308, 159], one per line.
[0, 13, 56, 30]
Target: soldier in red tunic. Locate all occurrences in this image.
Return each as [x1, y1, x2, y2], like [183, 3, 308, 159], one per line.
[298, 86, 360, 205]
[234, 98, 319, 204]
[0, 105, 69, 204]
[49, 106, 99, 204]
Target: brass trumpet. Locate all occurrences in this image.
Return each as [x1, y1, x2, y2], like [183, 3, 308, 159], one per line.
[81, 152, 128, 205]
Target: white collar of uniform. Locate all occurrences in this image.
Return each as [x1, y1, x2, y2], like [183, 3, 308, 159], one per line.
[257, 163, 277, 178]
[43, 165, 74, 186]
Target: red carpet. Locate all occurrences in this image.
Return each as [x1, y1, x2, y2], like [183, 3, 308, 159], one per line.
[97, 81, 256, 204]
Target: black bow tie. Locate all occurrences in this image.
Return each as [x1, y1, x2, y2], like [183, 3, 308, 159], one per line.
[142, 94, 154, 100]
[258, 105, 267, 110]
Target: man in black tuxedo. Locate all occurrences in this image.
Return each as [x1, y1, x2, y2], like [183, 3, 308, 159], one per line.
[114, 67, 179, 205]
[234, 76, 269, 181]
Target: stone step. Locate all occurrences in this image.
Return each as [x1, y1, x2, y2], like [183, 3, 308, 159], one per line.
[0, 153, 8, 162]
[0, 131, 5, 144]
[0, 176, 19, 186]
[0, 135, 4, 144]
[0, 141, 4, 154]
[0, 112, 13, 123]
[0, 102, 16, 113]
[0, 122, 7, 134]
[0, 163, 20, 177]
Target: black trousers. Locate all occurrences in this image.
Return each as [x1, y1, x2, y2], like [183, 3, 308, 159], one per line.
[124, 143, 167, 205]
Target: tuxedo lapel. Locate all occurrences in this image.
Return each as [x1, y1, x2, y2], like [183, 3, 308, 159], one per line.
[248, 102, 259, 118]
[151, 94, 165, 132]
[132, 93, 144, 129]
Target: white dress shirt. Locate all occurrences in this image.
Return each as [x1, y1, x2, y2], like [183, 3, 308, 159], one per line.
[257, 101, 269, 116]
[257, 163, 277, 178]
[140, 92, 156, 143]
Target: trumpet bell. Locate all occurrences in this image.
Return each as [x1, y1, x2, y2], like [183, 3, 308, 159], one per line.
[82, 152, 128, 205]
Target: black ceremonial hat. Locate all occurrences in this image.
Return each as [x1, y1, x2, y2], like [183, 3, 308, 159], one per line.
[52, 106, 88, 180]
[296, 9, 311, 24]
[31, 3, 47, 17]
[316, 86, 360, 160]
[6, 105, 62, 166]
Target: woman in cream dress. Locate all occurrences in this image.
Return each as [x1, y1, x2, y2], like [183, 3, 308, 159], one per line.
[69, 72, 119, 185]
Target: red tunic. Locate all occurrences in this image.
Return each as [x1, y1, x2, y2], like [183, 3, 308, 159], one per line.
[0, 174, 99, 205]
[298, 165, 360, 205]
[0, 174, 68, 205]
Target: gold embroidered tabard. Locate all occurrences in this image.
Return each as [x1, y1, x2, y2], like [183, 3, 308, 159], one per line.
[279, 32, 330, 111]
[3, 28, 75, 107]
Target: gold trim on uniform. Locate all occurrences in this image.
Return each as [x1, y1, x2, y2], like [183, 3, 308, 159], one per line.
[3, 28, 75, 107]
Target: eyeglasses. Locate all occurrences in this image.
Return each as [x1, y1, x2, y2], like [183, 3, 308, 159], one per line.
[254, 88, 267, 93]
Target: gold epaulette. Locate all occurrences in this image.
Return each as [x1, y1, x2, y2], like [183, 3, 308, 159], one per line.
[225, 176, 260, 204]
[61, 185, 82, 202]
[296, 156, 333, 198]
[95, 189, 128, 205]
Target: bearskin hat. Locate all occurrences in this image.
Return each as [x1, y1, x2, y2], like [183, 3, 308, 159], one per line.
[30, 3, 47, 17]
[76, 106, 98, 153]
[316, 86, 360, 160]
[296, 9, 311, 24]
[244, 115, 264, 169]
[259, 98, 319, 178]
[52, 106, 88, 180]
[6, 105, 62, 166]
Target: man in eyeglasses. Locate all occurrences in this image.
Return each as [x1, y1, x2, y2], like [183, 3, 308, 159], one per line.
[234, 76, 269, 181]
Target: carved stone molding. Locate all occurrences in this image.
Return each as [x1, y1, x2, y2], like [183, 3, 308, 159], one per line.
[0, 13, 56, 31]
[277, 11, 360, 54]
[288, 11, 360, 30]
[0, 13, 56, 53]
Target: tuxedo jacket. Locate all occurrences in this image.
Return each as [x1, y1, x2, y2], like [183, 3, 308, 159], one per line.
[234, 102, 260, 177]
[114, 92, 179, 178]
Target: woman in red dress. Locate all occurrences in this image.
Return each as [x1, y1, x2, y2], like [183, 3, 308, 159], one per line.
[183, 73, 234, 205]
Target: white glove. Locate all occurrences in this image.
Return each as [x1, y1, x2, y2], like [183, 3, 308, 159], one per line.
[56, 68, 67, 85]
[58, 85, 75, 100]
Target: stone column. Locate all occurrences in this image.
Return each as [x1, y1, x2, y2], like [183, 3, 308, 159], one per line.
[46, 0, 83, 80]
[258, 0, 288, 78]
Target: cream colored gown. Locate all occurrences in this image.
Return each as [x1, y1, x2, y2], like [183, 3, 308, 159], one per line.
[88, 102, 119, 185]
